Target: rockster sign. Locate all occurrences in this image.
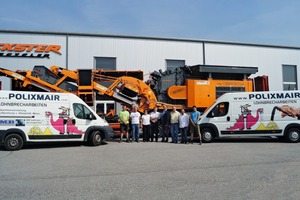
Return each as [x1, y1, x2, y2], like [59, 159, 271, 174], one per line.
[0, 43, 62, 58]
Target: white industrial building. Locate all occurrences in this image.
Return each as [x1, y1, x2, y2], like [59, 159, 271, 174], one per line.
[0, 30, 299, 113]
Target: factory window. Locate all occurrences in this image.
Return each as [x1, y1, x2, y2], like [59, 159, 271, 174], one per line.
[166, 59, 185, 70]
[95, 57, 116, 70]
[282, 65, 297, 90]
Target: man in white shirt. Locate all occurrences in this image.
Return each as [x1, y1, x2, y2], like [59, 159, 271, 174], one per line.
[179, 108, 189, 144]
[141, 110, 151, 142]
[130, 106, 141, 143]
[150, 107, 160, 142]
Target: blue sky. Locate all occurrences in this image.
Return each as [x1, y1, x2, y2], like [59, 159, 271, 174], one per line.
[1, 0, 300, 46]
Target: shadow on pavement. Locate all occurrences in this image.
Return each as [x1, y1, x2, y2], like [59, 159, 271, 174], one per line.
[0, 141, 108, 151]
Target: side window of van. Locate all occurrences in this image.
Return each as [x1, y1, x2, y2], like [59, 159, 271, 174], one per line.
[73, 103, 96, 120]
[208, 102, 229, 117]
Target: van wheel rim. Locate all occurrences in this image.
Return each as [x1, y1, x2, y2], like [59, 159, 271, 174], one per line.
[95, 134, 101, 142]
[204, 132, 212, 140]
[9, 138, 19, 147]
[290, 131, 299, 140]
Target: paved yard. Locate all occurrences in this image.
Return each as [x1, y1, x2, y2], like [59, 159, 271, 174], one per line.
[0, 138, 300, 200]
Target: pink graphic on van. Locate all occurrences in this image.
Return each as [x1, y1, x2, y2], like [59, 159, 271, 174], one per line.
[45, 109, 84, 135]
[227, 104, 263, 131]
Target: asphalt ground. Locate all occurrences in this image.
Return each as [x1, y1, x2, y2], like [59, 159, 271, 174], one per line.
[0, 137, 300, 200]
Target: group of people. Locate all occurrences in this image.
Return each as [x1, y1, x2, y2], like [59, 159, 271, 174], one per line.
[118, 104, 202, 145]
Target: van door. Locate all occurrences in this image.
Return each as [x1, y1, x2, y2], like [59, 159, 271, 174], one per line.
[70, 103, 97, 139]
[206, 102, 231, 136]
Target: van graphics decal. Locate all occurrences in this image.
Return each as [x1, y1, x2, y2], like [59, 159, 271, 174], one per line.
[8, 93, 60, 101]
[249, 92, 300, 100]
[0, 119, 15, 126]
[28, 126, 53, 135]
[45, 106, 84, 135]
[15, 119, 26, 126]
[222, 104, 300, 134]
[271, 105, 300, 120]
[227, 104, 264, 131]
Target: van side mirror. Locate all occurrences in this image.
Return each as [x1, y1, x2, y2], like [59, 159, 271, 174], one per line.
[86, 114, 95, 120]
[207, 112, 214, 118]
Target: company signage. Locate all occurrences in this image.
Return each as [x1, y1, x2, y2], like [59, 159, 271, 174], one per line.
[0, 43, 61, 58]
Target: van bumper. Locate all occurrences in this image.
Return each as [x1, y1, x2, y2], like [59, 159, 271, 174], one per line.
[102, 125, 114, 140]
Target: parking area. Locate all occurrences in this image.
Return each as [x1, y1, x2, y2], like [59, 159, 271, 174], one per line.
[1, 138, 300, 200]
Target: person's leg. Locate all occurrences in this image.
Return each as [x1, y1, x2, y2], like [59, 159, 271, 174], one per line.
[150, 123, 154, 142]
[155, 122, 159, 142]
[175, 124, 179, 143]
[120, 133, 123, 142]
[170, 124, 175, 143]
[184, 127, 187, 143]
[161, 125, 165, 142]
[146, 125, 150, 141]
[180, 128, 183, 143]
[165, 125, 169, 142]
[136, 124, 140, 142]
[131, 124, 135, 142]
[190, 123, 194, 144]
[197, 124, 202, 145]
[119, 124, 124, 142]
[143, 125, 147, 142]
[126, 131, 129, 142]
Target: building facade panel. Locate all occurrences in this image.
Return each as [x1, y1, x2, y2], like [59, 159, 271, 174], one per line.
[67, 36, 203, 76]
[205, 43, 300, 91]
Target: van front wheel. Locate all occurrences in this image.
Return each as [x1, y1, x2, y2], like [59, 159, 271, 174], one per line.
[285, 128, 300, 143]
[4, 134, 24, 151]
[201, 128, 215, 143]
[89, 131, 102, 146]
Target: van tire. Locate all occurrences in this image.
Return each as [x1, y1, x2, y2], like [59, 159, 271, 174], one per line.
[89, 131, 102, 146]
[4, 134, 24, 151]
[285, 128, 300, 143]
[201, 128, 215, 143]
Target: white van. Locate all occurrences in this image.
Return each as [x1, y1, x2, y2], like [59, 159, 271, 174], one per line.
[199, 90, 300, 143]
[0, 91, 113, 150]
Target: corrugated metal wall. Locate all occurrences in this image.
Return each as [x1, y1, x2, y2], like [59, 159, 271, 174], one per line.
[205, 43, 300, 91]
[67, 36, 203, 75]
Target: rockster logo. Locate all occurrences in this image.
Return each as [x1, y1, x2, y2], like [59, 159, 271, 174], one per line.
[0, 43, 61, 59]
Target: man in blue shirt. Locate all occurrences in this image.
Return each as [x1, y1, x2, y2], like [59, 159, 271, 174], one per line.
[189, 106, 202, 145]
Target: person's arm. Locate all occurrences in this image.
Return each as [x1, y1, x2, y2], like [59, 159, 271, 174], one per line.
[124, 112, 129, 124]
[189, 114, 196, 126]
[119, 113, 126, 124]
[185, 115, 189, 127]
[196, 112, 201, 123]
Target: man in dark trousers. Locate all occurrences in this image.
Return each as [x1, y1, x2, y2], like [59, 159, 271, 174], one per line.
[150, 106, 160, 142]
[161, 104, 171, 142]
